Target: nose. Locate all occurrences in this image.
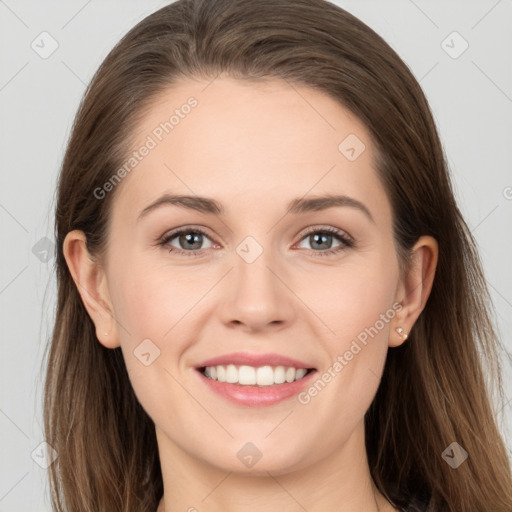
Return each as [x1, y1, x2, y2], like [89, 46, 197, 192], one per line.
[218, 245, 297, 333]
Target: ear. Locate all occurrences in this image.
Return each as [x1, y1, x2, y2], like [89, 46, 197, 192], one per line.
[390, 235, 438, 348]
[62, 230, 120, 349]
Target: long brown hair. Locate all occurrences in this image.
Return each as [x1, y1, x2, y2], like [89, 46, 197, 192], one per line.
[43, 0, 512, 510]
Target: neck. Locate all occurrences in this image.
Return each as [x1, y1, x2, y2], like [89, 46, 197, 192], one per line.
[155, 420, 396, 512]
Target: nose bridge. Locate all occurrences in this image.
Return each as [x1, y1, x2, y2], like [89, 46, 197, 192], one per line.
[220, 233, 295, 330]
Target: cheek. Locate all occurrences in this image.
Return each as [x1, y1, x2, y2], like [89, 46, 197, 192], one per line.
[107, 256, 213, 402]
[108, 260, 202, 422]
[310, 252, 398, 403]
[320, 255, 398, 344]
[108, 253, 205, 339]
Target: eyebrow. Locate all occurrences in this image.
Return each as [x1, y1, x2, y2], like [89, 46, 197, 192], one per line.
[137, 193, 375, 223]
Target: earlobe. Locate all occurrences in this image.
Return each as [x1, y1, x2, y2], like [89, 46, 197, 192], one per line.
[390, 235, 438, 347]
[62, 230, 120, 349]
[395, 326, 408, 341]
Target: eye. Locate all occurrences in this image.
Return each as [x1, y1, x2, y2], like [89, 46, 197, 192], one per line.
[295, 226, 354, 257]
[159, 227, 215, 256]
[158, 225, 354, 257]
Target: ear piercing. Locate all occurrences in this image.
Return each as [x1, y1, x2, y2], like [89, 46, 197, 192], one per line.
[104, 321, 113, 337]
[396, 327, 408, 340]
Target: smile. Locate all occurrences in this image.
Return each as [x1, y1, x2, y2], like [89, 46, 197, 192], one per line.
[200, 364, 313, 386]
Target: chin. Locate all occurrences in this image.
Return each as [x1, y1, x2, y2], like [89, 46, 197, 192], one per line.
[201, 440, 311, 477]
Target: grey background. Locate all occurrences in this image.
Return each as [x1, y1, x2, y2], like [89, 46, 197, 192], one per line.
[1, 0, 511, 510]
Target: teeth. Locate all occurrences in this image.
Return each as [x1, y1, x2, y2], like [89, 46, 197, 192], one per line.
[226, 364, 238, 383]
[256, 366, 274, 386]
[216, 365, 226, 382]
[203, 365, 310, 386]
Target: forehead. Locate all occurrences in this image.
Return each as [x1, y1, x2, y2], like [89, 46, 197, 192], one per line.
[113, 76, 391, 225]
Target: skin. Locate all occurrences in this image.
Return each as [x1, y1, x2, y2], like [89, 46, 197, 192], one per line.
[64, 76, 438, 512]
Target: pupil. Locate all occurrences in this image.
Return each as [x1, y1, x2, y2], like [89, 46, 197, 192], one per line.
[311, 233, 331, 250]
[181, 232, 202, 250]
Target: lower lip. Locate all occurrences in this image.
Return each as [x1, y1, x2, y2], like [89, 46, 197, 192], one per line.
[196, 369, 317, 407]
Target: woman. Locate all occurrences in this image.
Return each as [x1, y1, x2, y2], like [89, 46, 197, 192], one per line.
[43, 0, 512, 511]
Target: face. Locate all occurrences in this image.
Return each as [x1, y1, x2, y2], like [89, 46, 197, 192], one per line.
[99, 76, 402, 475]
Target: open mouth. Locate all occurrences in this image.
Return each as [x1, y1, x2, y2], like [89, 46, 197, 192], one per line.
[198, 365, 316, 387]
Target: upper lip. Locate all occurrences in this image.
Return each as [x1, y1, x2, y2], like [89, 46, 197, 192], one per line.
[196, 352, 315, 370]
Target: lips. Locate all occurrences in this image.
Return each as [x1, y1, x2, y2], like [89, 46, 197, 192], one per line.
[195, 351, 315, 370]
[196, 365, 317, 407]
[194, 352, 317, 406]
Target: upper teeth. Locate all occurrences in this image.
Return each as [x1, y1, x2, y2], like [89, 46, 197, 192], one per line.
[203, 365, 308, 386]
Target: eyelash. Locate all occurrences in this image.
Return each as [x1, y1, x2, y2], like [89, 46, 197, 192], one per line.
[158, 225, 355, 258]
